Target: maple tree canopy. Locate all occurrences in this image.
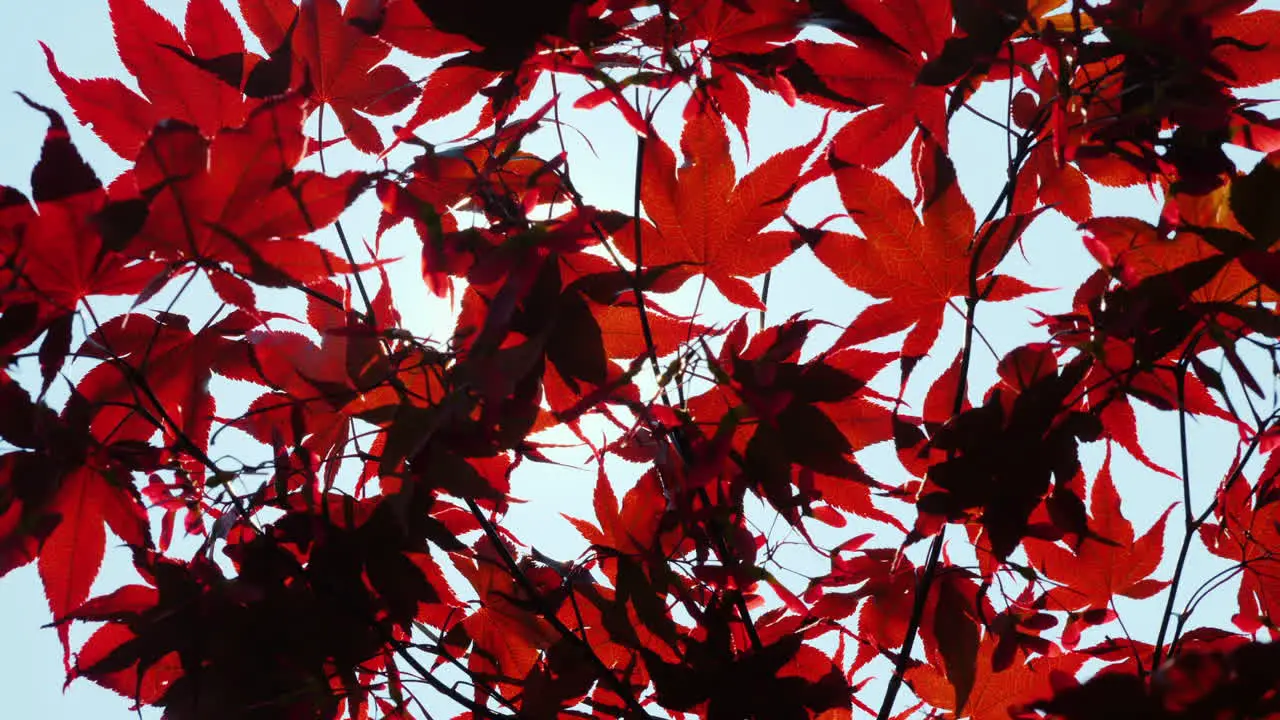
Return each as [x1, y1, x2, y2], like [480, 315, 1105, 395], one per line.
[5, 0, 1280, 718]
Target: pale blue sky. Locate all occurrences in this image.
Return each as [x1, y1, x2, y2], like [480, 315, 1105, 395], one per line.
[1, 1, 1277, 718]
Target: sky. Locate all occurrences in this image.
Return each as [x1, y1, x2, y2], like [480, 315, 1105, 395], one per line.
[0, 1, 1277, 718]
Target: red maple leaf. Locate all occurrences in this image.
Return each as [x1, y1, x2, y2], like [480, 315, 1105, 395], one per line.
[1012, 141, 1094, 224]
[663, 0, 807, 56]
[0, 376, 155, 674]
[127, 97, 368, 285]
[1081, 192, 1279, 306]
[615, 103, 825, 309]
[238, 0, 420, 153]
[908, 636, 1086, 720]
[807, 543, 918, 671]
[1200, 458, 1280, 636]
[452, 536, 560, 703]
[76, 312, 255, 457]
[564, 466, 692, 573]
[39, 465, 150, 673]
[1025, 446, 1172, 613]
[787, 0, 955, 169]
[1, 97, 163, 387]
[44, 0, 254, 159]
[294, 0, 420, 152]
[812, 137, 1044, 360]
[630, 0, 808, 147]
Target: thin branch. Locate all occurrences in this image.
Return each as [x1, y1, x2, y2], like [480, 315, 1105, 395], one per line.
[463, 498, 653, 719]
[879, 115, 1042, 720]
[1155, 408, 1276, 665]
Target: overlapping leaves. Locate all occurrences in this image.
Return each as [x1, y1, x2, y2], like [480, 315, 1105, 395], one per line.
[3, 1, 1280, 720]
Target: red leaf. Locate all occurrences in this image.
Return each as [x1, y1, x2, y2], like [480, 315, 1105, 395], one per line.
[131, 98, 367, 282]
[1026, 446, 1172, 612]
[923, 351, 969, 425]
[293, 0, 419, 153]
[614, 104, 825, 309]
[41, 44, 160, 159]
[51, 0, 255, 156]
[665, 0, 807, 55]
[39, 468, 106, 672]
[1013, 143, 1092, 223]
[908, 637, 1085, 720]
[796, 0, 954, 166]
[817, 137, 1040, 358]
[77, 312, 253, 451]
[390, 64, 497, 150]
[239, 0, 297, 51]
[1213, 10, 1280, 87]
[74, 623, 180, 704]
[38, 466, 147, 673]
[2, 101, 162, 322]
[1099, 398, 1179, 479]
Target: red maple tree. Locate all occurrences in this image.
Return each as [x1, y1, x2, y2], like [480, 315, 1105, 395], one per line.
[4, 0, 1280, 718]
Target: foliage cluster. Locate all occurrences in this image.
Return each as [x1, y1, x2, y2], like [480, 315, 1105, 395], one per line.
[4, 0, 1280, 718]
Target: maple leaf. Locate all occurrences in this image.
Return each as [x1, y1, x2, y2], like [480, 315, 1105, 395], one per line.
[1025, 446, 1172, 613]
[1012, 142, 1093, 224]
[452, 536, 560, 703]
[917, 352, 1098, 560]
[1200, 463, 1280, 637]
[908, 636, 1086, 720]
[238, 0, 420, 153]
[1082, 192, 1279, 307]
[1, 96, 162, 388]
[564, 467, 686, 570]
[293, 0, 420, 153]
[812, 137, 1044, 361]
[807, 543, 917, 672]
[614, 104, 825, 310]
[39, 465, 149, 673]
[76, 312, 255, 459]
[784, 0, 963, 168]
[680, 317, 896, 525]
[0, 382, 154, 674]
[128, 97, 368, 283]
[44, 0, 254, 159]
[659, 0, 807, 56]
[632, 0, 807, 146]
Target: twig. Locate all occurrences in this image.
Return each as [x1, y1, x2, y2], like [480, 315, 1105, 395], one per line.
[463, 498, 653, 719]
